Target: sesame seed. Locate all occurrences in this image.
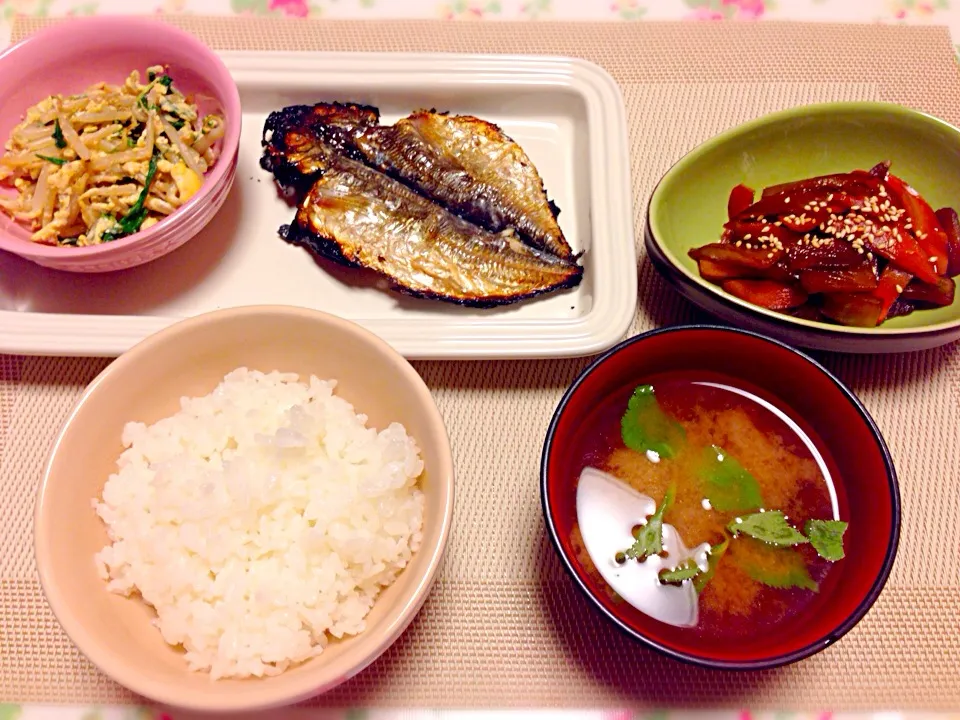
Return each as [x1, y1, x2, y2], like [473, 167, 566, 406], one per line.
[767, 252, 775, 258]
[827, 193, 834, 201]
[774, 221, 782, 226]
[819, 201, 828, 208]
[762, 225, 770, 232]
[785, 196, 791, 203]
[867, 252, 874, 260]
[735, 241, 742, 247]
[896, 284, 904, 293]
[744, 234, 752, 240]
[929, 256, 938, 263]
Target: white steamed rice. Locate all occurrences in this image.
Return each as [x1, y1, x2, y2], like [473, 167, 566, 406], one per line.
[92, 368, 426, 680]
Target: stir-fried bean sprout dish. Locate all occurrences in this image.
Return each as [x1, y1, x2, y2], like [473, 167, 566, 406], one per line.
[0, 66, 227, 247]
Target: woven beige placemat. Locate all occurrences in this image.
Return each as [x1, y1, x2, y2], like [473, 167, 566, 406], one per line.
[2, 16, 959, 710]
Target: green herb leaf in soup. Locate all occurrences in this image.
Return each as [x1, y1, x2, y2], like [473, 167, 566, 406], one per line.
[805, 519, 848, 561]
[700, 444, 764, 512]
[693, 535, 730, 593]
[738, 548, 820, 592]
[659, 557, 701, 584]
[620, 384, 686, 460]
[625, 485, 675, 561]
[728, 510, 808, 546]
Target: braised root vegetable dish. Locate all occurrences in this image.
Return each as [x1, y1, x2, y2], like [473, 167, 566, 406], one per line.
[689, 162, 960, 327]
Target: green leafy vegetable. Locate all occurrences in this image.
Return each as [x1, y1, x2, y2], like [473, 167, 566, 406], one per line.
[157, 74, 174, 88]
[700, 444, 764, 512]
[805, 519, 848, 561]
[147, 70, 157, 81]
[170, 117, 186, 130]
[624, 485, 675, 561]
[52, 119, 67, 149]
[693, 535, 730, 593]
[738, 548, 819, 592]
[102, 152, 159, 242]
[658, 558, 701, 584]
[35, 153, 66, 166]
[620, 385, 686, 459]
[728, 511, 808, 546]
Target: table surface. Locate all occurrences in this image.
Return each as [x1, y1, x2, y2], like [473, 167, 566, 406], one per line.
[2, 1, 960, 718]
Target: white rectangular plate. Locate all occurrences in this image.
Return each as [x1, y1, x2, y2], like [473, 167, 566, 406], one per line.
[0, 52, 636, 359]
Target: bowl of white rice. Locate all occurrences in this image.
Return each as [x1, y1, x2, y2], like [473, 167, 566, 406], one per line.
[34, 305, 454, 712]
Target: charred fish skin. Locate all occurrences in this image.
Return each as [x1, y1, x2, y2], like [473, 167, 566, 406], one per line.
[260, 102, 379, 192]
[282, 155, 583, 308]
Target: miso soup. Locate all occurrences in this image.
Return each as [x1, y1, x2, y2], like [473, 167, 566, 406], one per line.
[570, 372, 849, 639]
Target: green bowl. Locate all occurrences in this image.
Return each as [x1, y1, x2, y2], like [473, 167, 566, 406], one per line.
[646, 101, 960, 353]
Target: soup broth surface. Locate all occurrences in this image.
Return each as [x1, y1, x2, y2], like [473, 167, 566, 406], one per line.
[571, 372, 846, 640]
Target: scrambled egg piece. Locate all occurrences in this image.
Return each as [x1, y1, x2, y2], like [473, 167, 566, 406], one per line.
[171, 161, 202, 202]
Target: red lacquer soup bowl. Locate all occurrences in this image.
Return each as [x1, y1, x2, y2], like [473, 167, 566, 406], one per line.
[540, 325, 900, 670]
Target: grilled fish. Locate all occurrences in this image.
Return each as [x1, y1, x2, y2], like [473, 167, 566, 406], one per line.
[262, 103, 576, 259]
[281, 153, 583, 307]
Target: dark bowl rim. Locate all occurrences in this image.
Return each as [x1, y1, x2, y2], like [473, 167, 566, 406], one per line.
[643, 101, 960, 340]
[539, 323, 902, 671]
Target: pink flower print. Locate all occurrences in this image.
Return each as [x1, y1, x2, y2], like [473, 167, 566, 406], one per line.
[687, 7, 726, 20]
[723, 0, 767, 19]
[268, 0, 309, 17]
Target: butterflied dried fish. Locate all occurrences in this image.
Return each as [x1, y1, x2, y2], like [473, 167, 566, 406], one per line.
[262, 102, 575, 259]
[282, 153, 583, 307]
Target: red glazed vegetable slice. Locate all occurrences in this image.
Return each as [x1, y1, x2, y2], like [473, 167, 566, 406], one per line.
[874, 266, 913, 322]
[787, 303, 828, 323]
[885, 174, 949, 275]
[934, 207, 960, 277]
[799, 264, 878, 294]
[722, 220, 797, 247]
[721, 279, 808, 310]
[858, 223, 940, 286]
[689, 242, 783, 270]
[760, 170, 877, 198]
[697, 258, 748, 282]
[887, 298, 916, 319]
[869, 161, 891, 179]
[728, 184, 754, 221]
[901, 276, 956, 307]
[739, 188, 848, 224]
[786, 239, 864, 271]
[820, 293, 884, 327]
[696, 258, 791, 283]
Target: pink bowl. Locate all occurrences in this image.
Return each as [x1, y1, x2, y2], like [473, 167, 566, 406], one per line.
[0, 16, 242, 273]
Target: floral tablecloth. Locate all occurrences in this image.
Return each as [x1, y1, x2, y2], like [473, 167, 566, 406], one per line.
[2, 0, 960, 718]
[1, 0, 960, 42]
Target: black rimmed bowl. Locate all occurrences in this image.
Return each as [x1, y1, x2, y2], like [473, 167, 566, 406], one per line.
[540, 325, 900, 669]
